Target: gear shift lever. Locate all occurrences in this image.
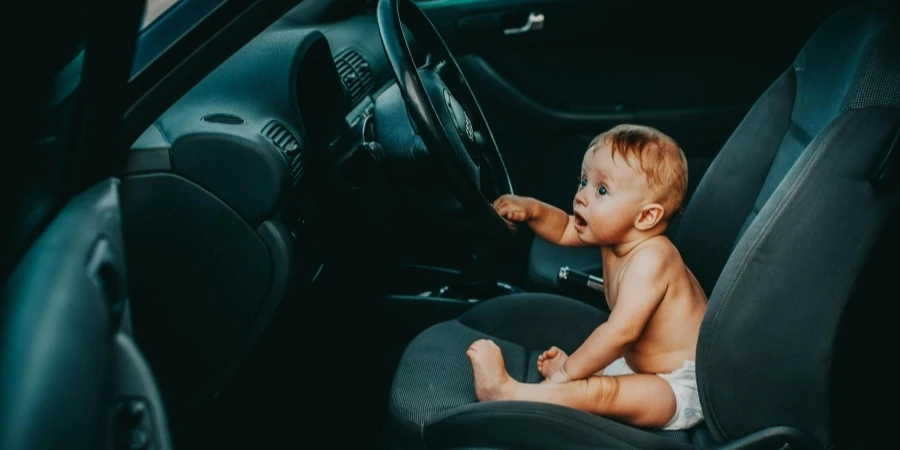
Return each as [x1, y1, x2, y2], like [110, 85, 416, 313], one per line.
[558, 266, 604, 293]
[557, 266, 608, 311]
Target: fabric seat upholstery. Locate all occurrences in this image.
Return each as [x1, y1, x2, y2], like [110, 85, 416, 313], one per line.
[528, 6, 900, 295]
[387, 4, 900, 449]
[389, 295, 697, 449]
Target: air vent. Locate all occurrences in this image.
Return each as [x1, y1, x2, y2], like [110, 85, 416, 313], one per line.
[334, 49, 374, 106]
[262, 121, 304, 185]
[201, 113, 245, 125]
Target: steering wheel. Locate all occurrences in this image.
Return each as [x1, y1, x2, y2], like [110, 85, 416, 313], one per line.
[376, 0, 515, 238]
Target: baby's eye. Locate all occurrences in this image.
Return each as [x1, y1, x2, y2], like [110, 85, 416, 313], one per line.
[598, 185, 608, 195]
[578, 176, 587, 189]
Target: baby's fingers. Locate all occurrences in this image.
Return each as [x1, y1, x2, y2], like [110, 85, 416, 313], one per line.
[499, 212, 522, 229]
[493, 202, 512, 217]
[494, 204, 522, 220]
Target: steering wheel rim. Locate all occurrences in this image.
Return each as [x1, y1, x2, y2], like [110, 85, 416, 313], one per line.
[376, 0, 515, 238]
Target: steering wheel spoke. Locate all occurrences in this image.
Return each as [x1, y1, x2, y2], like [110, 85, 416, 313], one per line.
[420, 51, 447, 73]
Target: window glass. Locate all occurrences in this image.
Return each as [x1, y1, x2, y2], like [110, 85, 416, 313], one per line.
[142, 0, 183, 29]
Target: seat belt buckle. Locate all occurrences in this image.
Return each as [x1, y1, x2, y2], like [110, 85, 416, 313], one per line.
[558, 266, 604, 293]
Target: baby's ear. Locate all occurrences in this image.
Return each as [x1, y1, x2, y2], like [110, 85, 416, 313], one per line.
[635, 203, 665, 231]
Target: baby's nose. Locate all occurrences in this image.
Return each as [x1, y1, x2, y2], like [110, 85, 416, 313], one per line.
[574, 190, 588, 206]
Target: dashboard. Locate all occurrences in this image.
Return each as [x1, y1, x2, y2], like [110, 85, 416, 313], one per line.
[126, 13, 397, 259]
[121, 13, 397, 409]
[131, 15, 392, 180]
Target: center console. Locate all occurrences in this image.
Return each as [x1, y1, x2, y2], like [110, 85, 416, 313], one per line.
[379, 261, 611, 345]
[380, 264, 523, 303]
[378, 263, 521, 340]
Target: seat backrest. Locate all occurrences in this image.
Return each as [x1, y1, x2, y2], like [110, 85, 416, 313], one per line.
[673, 3, 900, 446]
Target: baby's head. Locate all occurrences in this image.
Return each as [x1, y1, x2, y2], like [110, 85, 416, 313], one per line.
[572, 124, 687, 246]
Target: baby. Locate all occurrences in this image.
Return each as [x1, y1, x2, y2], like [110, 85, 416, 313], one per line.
[466, 124, 707, 430]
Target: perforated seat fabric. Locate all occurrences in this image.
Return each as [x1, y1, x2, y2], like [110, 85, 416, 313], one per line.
[388, 4, 900, 449]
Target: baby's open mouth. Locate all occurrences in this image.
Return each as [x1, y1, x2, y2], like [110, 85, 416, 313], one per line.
[574, 212, 587, 228]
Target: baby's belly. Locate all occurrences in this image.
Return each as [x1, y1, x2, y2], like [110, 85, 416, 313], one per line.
[623, 345, 694, 374]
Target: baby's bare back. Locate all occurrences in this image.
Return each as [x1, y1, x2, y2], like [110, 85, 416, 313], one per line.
[603, 237, 708, 375]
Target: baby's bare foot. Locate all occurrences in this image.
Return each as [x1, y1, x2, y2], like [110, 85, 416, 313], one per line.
[537, 346, 568, 379]
[466, 339, 517, 402]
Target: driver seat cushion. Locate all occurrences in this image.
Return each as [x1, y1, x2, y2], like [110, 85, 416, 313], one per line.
[387, 294, 698, 449]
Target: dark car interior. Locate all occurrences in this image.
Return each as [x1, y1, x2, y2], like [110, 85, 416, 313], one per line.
[3, 0, 900, 449]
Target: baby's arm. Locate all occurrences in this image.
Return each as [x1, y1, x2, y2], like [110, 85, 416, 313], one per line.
[492, 195, 587, 247]
[556, 248, 668, 380]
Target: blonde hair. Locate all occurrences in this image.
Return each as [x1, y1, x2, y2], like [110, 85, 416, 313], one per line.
[590, 124, 688, 221]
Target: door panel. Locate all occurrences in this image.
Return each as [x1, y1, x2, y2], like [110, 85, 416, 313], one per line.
[0, 179, 172, 450]
[422, 0, 855, 209]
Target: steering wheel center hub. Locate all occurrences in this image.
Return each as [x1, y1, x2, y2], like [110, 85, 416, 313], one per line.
[443, 89, 475, 143]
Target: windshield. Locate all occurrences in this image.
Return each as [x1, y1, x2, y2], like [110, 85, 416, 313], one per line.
[143, 0, 182, 29]
[132, 0, 226, 77]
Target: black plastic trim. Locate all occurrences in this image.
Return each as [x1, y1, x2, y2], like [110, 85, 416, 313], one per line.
[171, 132, 288, 227]
[122, 148, 173, 174]
[121, 172, 275, 410]
[177, 218, 293, 410]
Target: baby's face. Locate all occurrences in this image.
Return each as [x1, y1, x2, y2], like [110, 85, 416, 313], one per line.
[573, 144, 654, 245]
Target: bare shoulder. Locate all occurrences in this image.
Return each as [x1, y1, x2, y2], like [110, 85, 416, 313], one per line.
[623, 236, 681, 280]
[628, 237, 680, 271]
[610, 238, 674, 310]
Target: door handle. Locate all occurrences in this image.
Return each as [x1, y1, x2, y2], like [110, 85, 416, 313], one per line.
[503, 11, 545, 35]
[86, 236, 126, 332]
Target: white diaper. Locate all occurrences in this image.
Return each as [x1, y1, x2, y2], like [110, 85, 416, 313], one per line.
[602, 357, 703, 430]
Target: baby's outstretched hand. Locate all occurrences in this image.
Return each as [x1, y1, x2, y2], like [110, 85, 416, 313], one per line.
[492, 195, 535, 228]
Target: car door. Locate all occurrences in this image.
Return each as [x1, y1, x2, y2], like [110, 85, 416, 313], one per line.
[0, 0, 174, 448]
[420, 0, 856, 210]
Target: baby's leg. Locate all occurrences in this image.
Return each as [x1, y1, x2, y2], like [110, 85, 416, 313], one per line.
[467, 339, 676, 428]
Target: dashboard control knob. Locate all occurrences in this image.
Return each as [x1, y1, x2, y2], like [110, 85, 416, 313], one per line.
[116, 399, 147, 428]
